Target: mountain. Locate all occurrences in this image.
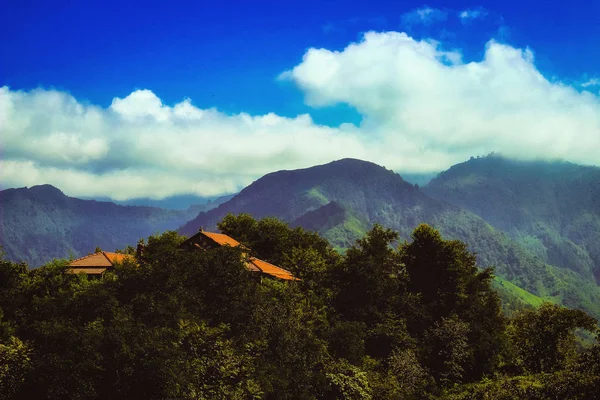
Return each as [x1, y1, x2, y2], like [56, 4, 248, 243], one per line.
[83, 193, 236, 210]
[180, 158, 600, 317]
[399, 171, 439, 186]
[0, 185, 200, 267]
[181, 159, 443, 246]
[425, 154, 600, 284]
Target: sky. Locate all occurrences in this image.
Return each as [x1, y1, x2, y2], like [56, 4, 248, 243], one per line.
[1, 0, 599, 200]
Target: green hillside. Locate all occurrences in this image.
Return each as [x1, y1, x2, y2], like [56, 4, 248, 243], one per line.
[425, 154, 600, 283]
[0, 185, 200, 267]
[181, 158, 600, 317]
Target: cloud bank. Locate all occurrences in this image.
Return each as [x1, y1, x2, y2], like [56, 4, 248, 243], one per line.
[2, 31, 600, 200]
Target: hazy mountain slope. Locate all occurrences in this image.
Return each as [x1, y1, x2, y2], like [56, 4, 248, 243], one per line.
[425, 154, 600, 283]
[0, 185, 199, 267]
[180, 158, 446, 239]
[92, 193, 236, 210]
[180, 159, 600, 316]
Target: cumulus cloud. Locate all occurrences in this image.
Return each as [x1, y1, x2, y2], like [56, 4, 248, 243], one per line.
[0, 86, 369, 200]
[2, 31, 600, 200]
[401, 6, 448, 27]
[283, 31, 600, 167]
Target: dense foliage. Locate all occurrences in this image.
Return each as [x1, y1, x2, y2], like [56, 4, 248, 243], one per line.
[1, 215, 598, 399]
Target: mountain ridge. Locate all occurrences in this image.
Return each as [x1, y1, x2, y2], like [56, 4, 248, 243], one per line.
[425, 154, 600, 283]
[179, 158, 600, 317]
[0, 185, 201, 267]
[4, 158, 600, 317]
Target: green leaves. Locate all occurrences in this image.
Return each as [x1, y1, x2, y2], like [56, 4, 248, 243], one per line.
[507, 303, 598, 374]
[0, 337, 31, 400]
[0, 217, 598, 399]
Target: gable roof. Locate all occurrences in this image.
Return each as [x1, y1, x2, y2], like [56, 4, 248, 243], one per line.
[69, 251, 133, 274]
[181, 229, 298, 281]
[247, 257, 298, 281]
[201, 231, 242, 247]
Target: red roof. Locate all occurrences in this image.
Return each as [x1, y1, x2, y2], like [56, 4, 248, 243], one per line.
[68, 251, 133, 274]
[247, 257, 298, 281]
[183, 229, 298, 281]
[201, 231, 242, 247]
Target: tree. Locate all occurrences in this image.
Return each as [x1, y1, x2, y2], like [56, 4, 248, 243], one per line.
[424, 315, 471, 387]
[250, 280, 330, 400]
[324, 359, 372, 400]
[331, 225, 412, 360]
[401, 224, 478, 325]
[332, 224, 406, 325]
[507, 303, 598, 373]
[0, 336, 31, 400]
[177, 321, 262, 400]
[400, 224, 505, 380]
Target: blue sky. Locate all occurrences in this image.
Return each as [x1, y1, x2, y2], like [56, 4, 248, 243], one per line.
[3, 0, 598, 124]
[1, 0, 599, 199]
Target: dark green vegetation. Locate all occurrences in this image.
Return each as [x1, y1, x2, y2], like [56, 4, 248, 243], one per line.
[181, 159, 600, 318]
[0, 185, 202, 267]
[1, 215, 599, 399]
[1, 216, 599, 399]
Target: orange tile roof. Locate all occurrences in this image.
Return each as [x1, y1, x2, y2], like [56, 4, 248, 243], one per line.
[68, 252, 133, 273]
[69, 267, 108, 275]
[183, 230, 298, 280]
[104, 252, 131, 264]
[70, 252, 113, 267]
[248, 257, 298, 281]
[201, 231, 242, 247]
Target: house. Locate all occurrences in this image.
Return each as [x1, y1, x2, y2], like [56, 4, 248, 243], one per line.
[180, 228, 298, 281]
[68, 251, 133, 277]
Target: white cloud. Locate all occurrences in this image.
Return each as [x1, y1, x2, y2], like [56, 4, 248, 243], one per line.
[401, 6, 448, 27]
[459, 8, 488, 22]
[282, 31, 600, 167]
[2, 31, 600, 200]
[0, 86, 369, 200]
[582, 78, 600, 88]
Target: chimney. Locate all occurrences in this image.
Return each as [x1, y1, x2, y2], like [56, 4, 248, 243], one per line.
[198, 226, 204, 232]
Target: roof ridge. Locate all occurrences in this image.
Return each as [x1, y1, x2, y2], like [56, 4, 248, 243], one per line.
[101, 251, 113, 264]
[70, 252, 102, 263]
[249, 256, 293, 273]
[201, 230, 242, 247]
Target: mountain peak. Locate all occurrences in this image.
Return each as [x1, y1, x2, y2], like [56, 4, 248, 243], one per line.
[0, 184, 66, 200]
[28, 184, 65, 196]
[323, 158, 395, 171]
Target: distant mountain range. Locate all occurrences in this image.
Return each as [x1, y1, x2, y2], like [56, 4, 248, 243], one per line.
[3, 156, 600, 317]
[0, 185, 206, 267]
[83, 193, 235, 210]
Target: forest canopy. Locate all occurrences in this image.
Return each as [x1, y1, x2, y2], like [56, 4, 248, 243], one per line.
[0, 214, 599, 399]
